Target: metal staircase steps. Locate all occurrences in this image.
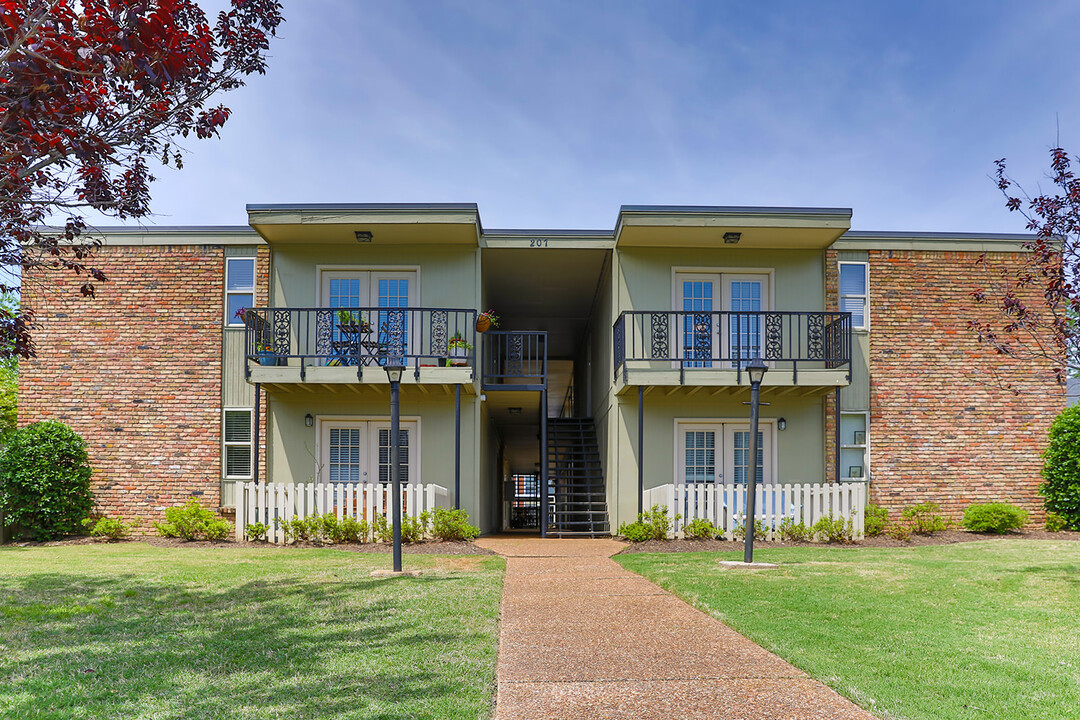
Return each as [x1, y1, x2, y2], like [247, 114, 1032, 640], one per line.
[546, 418, 610, 538]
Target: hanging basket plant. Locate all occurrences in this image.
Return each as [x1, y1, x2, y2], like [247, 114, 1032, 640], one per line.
[476, 309, 500, 333]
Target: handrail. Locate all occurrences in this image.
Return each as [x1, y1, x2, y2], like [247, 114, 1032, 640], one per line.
[242, 307, 476, 379]
[481, 330, 547, 388]
[613, 310, 852, 380]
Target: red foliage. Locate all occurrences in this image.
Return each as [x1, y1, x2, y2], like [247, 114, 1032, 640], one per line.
[970, 149, 1080, 384]
[0, 0, 282, 357]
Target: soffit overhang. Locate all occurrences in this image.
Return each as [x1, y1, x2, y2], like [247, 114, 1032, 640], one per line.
[246, 203, 481, 246]
[614, 205, 852, 249]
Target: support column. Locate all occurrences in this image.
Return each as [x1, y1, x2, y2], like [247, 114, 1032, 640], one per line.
[540, 389, 548, 538]
[835, 386, 842, 485]
[454, 384, 461, 509]
[253, 383, 261, 484]
[638, 385, 644, 516]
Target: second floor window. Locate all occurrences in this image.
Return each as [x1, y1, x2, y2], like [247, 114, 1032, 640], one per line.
[839, 262, 868, 330]
[226, 257, 256, 326]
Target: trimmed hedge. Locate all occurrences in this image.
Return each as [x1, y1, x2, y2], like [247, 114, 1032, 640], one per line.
[0, 420, 94, 540]
[962, 503, 1028, 534]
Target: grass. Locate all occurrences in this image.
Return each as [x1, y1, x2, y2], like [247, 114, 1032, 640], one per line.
[615, 540, 1080, 720]
[0, 543, 504, 720]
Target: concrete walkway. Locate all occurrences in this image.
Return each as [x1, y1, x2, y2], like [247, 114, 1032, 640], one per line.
[474, 536, 878, 720]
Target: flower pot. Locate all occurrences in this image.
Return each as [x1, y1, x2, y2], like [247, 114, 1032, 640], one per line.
[258, 351, 277, 366]
[475, 316, 491, 333]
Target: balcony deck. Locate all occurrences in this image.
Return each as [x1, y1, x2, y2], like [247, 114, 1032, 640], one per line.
[242, 307, 478, 390]
[613, 310, 851, 394]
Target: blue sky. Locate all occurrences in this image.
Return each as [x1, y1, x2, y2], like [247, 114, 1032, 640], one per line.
[131, 0, 1080, 233]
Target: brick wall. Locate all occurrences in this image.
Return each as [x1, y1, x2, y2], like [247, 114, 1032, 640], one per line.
[20, 245, 224, 522]
[867, 249, 1064, 522]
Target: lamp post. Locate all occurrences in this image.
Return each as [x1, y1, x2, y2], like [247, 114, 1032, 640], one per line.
[384, 359, 405, 573]
[744, 356, 768, 563]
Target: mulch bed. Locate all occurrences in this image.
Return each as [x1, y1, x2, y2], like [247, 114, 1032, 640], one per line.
[616, 528, 1080, 554]
[7, 536, 496, 555]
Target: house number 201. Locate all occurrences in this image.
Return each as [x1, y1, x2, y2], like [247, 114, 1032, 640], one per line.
[529, 239, 549, 248]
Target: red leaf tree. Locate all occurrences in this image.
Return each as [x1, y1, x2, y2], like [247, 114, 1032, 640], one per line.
[971, 148, 1080, 385]
[0, 0, 283, 357]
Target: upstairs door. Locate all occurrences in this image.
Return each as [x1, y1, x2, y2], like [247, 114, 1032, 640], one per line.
[675, 273, 770, 367]
[320, 270, 417, 360]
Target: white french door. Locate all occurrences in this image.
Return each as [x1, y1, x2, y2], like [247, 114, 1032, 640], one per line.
[675, 273, 770, 367]
[320, 419, 418, 485]
[676, 421, 774, 487]
[321, 270, 417, 359]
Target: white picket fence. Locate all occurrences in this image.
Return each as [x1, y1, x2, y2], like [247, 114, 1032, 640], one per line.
[235, 481, 451, 544]
[642, 482, 867, 540]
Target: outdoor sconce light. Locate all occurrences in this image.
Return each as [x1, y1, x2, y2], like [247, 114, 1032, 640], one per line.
[354, 230, 373, 242]
[304, 413, 313, 428]
[508, 407, 522, 415]
[778, 417, 787, 431]
[723, 232, 741, 244]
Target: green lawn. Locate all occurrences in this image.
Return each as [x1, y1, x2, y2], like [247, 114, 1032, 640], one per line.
[616, 541, 1080, 720]
[0, 543, 504, 720]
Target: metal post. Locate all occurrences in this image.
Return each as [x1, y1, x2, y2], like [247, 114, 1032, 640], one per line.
[638, 385, 644, 516]
[540, 389, 548, 538]
[835, 387, 841, 485]
[390, 378, 402, 572]
[454, 384, 461, 509]
[744, 377, 762, 563]
[253, 383, 261, 484]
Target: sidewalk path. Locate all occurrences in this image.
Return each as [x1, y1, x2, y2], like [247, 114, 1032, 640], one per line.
[474, 536, 878, 720]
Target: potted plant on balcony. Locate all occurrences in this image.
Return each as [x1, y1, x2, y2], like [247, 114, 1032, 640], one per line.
[476, 309, 500, 333]
[256, 340, 277, 366]
[446, 333, 472, 366]
[336, 309, 372, 334]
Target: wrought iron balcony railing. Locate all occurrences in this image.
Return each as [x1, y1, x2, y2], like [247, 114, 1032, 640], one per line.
[241, 307, 477, 380]
[481, 330, 547, 389]
[613, 310, 851, 383]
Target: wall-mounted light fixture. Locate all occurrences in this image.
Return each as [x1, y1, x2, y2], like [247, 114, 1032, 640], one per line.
[723, 232, 741, 244]
[778, 417, 786, 431]
[305, 413, 314, 428]
[508, 407, 522, 415]
[354, 230, 373, 242]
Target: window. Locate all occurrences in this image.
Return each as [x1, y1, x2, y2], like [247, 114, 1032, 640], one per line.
[838, 262, 868, 330]
[223, 409, 253, 479]
[321, 270, 418, 359]
[226, 257, 256, 326]
[840, 412, 868, 481]
[319, 419, 419, 485]
[674, 272, 770, 367]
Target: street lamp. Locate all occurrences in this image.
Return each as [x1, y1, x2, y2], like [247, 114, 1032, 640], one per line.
[384, 358, 405, 572]
[744, 356, 768, 563]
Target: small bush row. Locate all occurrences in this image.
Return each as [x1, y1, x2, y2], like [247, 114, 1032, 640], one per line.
[248, 506, 480, 545]
[154, 498, 232, 541]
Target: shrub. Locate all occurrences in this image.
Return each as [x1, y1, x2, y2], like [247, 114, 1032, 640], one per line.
[373, 513, 428, 543]
[618, 504, 676, 542]
[335, 516, 366, 543]
[962, 503, 1028, 534]
[0, 420, 94, 540]
[1041, 405, 1080, 530]
[865, 504, 889, 537]
[1046, 511, 1069, 532]
[683, 518, 719, 540]
[887, 522, 913, 541]
[154, 498, 232, 541]
[778, 517, 813, 542]
[82, 516, 138, 541]
[901, 502, 948, 535]
[732, 518, 767, 541]
[244, 522, 269, 542]
[812, 516, 853, 543]
[430, 507, 480, 541]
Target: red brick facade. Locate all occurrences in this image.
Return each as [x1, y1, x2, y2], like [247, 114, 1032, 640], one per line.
[865, 249, 1064, 522]
[21, 245, 225, 522]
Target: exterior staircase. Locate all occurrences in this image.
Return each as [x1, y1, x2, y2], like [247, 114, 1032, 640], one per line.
[546, 418, 609, 537]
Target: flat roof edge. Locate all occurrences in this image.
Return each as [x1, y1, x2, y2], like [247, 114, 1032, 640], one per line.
[246, 203, 479, 213]
[619, 204, 853, 218]
[842, 230, 1038, 241]
[483, 228, 614, 239]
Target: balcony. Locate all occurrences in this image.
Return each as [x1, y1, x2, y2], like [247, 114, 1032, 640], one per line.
[613, 310, 851, 392]
[242, 307, 477, 388]
[481, 330, 547, 391]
